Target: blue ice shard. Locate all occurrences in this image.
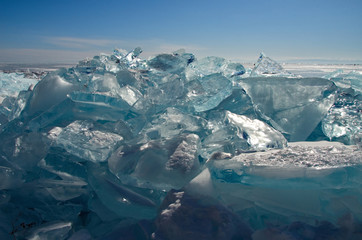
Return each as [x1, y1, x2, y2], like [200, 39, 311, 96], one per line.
[48, 120, 123, 162]
[322, 90, 361, 145]
[108, 133, 202, 190]
[87, 165, 160, 219]
[185, 56, 245, 81]
[0, 72, 37, 101]
[187, 73, 233, 112]
[239, 77, 338, 141]
[324, 69, 362, 95]
[140, 107, 207, 140]
[251, 53, 296, 77]
[201, 111, 287, 158]
[148, 51, 194, 74]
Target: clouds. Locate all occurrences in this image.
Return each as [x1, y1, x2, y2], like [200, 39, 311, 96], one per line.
[45, 36, 205, 55]
[0, 37, 207, 64]
[45, 37, 122, 49]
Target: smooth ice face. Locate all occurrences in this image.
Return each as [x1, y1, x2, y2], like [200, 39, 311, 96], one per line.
[108, 133, 202, 190]
[48, 120, 123, 162]
[87, 165, 160, 220]
[239, 77, 337, 141]
[251, 53, 296, 77]
[25, 74, 78, 116]
[141, 107, 206, 140]
[187, 73, 233, 112]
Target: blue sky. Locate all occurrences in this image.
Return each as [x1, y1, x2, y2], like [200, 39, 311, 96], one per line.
[0, 0, 361, 64]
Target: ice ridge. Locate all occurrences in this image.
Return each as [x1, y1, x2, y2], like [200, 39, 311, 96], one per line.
[0, 48, 361, 239]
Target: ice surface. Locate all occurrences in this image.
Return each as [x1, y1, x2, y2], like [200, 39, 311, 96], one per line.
[0, 48, 361, 239]
[239, 77, 337, 141]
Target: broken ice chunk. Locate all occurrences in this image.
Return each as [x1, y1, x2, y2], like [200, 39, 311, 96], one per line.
[239, 77, 337, 141]
[166, 134, 201, 173]
[114, 47, 145, 69]
[25, 74, 78, 116]
[118, 85, 143, 107]
[251, 53, 295, 77]
[322, 91, 361, 145]
[108, 134, 201, 190]
[185, 56, 245, 81]
[87, 73, 121, 96]
[48, 120, 123, 162]
[146, 74, 186, 106]
[210, 88, 255, 116]
[324, 70, 362, 94]
[7, 90, 33, 121]
[187, 73, 233, 112]
[87, 165, 159, 219]
[148, 52, 194, 73]
[201, 111, 287, 158]
[141, 107, 206, 140]
[323, 69, 351, 89]
[40, 179, 88, 201]
[225, 111, 287, 150]
[0, 72, 38, 103]
[344, 71, 362, 94]
[69, 91, 131, 109]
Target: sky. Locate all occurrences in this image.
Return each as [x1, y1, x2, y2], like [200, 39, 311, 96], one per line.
[0, 0, 362, 64]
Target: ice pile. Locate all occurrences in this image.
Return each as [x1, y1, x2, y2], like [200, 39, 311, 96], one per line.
[0, 48, 361, 239]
